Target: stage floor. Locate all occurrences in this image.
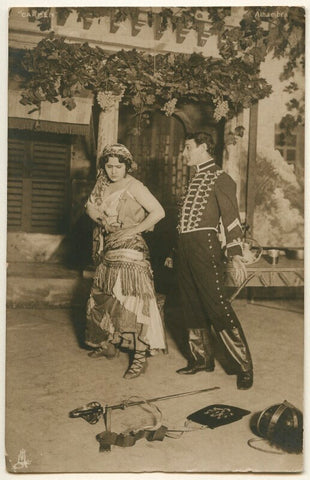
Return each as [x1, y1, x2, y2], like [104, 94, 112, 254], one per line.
[5, 298, 304, 474]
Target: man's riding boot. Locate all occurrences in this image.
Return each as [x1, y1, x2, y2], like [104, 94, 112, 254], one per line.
[217, 323, 253, 390]
[177, 328, 215, 375]
[237, 370, 253, 390]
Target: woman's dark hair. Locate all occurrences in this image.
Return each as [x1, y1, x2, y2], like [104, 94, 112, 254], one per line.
[186, 131, 215, 156]
[98, 143, 136, 173]
[99, 153, 132, 173]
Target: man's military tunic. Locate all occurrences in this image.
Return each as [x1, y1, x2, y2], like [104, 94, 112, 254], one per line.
[177, 158, 247, 333]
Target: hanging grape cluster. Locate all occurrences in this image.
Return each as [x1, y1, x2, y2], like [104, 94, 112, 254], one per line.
[213, 99, 229, 122]
[161, 98, 178, 117]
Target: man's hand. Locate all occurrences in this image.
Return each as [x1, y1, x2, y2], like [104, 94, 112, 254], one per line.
[164, 257, 173, 269]
[231, 255, 247, 286]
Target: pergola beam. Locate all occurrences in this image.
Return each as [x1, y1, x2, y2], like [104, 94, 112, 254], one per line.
[245, 101, 259, 237]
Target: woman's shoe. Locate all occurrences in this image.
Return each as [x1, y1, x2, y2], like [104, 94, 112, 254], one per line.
[88, 343, 118, 359]
[123, 350, 147, 379]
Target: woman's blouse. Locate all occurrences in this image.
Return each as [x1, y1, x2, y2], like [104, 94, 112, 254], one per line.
[86, 175, 152, 230]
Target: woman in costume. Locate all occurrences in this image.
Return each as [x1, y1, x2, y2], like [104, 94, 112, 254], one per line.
[85, 143, 166, 379]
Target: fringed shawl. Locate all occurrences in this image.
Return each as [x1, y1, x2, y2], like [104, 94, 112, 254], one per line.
[94, 234, 154, 300]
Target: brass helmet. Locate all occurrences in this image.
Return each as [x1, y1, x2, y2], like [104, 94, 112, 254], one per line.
[255, 400, 303, 453]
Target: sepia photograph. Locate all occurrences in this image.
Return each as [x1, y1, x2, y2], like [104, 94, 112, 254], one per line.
[4, 2, 306, 476]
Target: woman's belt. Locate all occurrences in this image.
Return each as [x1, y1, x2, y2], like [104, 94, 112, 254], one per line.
[104, 248, 144, 262]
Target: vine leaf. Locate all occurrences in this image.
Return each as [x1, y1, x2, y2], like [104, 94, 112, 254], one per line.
[13, 7, 305, 133]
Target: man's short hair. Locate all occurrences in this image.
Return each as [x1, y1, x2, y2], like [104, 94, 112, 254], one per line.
[185, 131, 215, 156]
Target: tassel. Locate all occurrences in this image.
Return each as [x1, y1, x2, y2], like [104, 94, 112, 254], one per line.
[94, 261, 154, 299]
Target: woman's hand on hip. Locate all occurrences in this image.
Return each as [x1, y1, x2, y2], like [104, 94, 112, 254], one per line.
[104, 223, 120, 234]
[109, 226, 138, 242]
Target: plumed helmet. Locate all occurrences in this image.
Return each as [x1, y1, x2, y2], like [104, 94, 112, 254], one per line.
[255, 400, 303, 453]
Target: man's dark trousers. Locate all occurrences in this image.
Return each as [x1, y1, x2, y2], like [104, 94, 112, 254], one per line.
[177, 230, 252, 373]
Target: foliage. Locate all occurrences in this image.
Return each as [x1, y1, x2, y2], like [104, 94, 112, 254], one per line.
[225, 126, 245, 146]
[281, 92, 305, 136]
[18, 6, 305, 131]
[216, 7, 305, 130]
[28, 7, 52, 31]
[18, 34, 272, 120]
[75, 7, 140, 25]
[35, 7, 230, 34]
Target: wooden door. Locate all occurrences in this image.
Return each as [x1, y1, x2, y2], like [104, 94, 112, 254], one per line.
[124, 111, 186, 212]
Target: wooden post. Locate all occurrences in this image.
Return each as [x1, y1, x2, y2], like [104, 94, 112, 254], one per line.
[96, 93, 120, 166]
[245, 102, 259, 237]
[91, 93, 120, 267]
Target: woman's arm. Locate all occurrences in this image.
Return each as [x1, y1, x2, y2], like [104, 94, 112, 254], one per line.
[113, 181, 165, 240]
[131, 182, 165, 233]
[86, 203, 120, 233]
[85, 202, 104, 225]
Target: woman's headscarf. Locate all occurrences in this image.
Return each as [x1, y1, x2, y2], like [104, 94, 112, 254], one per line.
[99, 143, 137, 173]
[101, 143, 132, 161]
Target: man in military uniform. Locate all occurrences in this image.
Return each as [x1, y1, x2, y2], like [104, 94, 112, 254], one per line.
[174, 131, 253, 390]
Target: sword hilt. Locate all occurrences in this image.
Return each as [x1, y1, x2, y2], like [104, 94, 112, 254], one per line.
[69, 401, 106, 424]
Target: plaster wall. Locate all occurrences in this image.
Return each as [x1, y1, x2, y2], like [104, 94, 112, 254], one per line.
[7, 232, 65, 263]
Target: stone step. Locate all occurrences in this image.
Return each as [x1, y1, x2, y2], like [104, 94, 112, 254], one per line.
[7, 263, 91, 308]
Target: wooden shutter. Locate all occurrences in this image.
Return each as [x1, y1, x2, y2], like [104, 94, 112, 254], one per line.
[31, 142, 69, 233]
[7, 138, 24, 229]
[7, 132, 70, 233]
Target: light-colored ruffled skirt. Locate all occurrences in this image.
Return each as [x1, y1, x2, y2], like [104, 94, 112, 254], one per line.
[85, 234, 166, 350]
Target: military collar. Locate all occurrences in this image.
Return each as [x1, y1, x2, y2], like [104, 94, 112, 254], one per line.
[195, 159, 215, 172]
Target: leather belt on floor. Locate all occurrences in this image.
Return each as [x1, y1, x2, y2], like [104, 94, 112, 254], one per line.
[96, 425, 168, 451]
